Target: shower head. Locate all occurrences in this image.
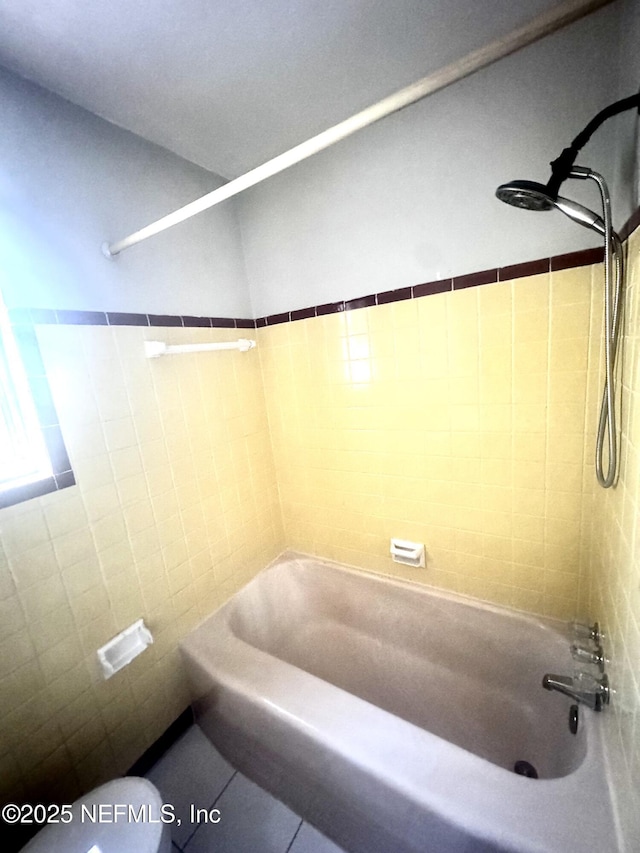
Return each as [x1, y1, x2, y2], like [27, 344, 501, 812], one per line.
[495, 180, 555, 212]
[496, 177, 606, 237]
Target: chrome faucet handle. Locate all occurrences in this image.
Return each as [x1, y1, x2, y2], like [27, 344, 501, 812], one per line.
[542, 671, 611, 712]
[577, 671, 611, 711]
[571, 642, 607, 673]
[570, 620, 605, 645]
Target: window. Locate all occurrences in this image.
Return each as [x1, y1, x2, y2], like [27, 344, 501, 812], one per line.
[0, 296, 52, 489]
[0, 295, 74, 508]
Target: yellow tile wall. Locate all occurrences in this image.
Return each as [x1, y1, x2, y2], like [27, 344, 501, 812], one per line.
[259, 263, 596, 621]
[2, 249, 634, 829]
[581, 225, 640, 847]
[0, 324, 283, 808]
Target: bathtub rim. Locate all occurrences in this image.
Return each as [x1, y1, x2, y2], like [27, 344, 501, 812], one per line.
[225, 549, 575, 641]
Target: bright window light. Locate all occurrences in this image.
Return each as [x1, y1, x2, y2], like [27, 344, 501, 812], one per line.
[0, 295, 52, 492]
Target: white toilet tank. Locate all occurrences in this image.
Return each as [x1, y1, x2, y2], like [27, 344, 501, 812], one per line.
[20, 777, 171, 853]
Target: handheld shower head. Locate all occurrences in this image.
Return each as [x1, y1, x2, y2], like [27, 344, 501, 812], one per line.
[495, 180, 555, 211]
[496, 177, 606, 236]
[494, 92, 640, 491]
[553, 196, 605, 236]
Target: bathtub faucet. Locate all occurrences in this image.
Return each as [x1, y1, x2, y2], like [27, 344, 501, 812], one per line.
[542, 672, 610, 711]
[570, 642, 607, 673]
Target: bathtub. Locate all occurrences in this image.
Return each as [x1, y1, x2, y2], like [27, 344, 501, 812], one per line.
[180, 554, 620, 853]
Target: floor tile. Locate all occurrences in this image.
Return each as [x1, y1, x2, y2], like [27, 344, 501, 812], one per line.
[145, 725, 235, 848]
[288, 822, 347, 853]
[184, 772, 301, 853]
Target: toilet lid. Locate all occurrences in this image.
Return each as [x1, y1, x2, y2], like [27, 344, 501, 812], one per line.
[21, 777, 169, 853]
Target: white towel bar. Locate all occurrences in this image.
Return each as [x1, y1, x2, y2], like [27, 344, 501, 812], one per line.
[145, 338, 256, 358]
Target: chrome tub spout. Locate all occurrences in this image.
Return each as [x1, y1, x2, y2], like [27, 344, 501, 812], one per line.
[542, 673, 610, 712]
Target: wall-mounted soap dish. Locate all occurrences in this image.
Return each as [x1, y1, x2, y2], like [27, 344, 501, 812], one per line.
[97, 619, 153, 679]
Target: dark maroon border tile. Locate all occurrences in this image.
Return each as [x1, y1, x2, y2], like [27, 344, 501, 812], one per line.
[182, 316, 212, 328]
[551, 247, 605, 272]
[266, 312, 290, 326]
[377, 287, 412, 305]
[56, 309, 108, 325]
[413, 279, 452, 298]
[148, 314, 183, 327]
[256, 317, 267, 328]
[209, 317, 235, 328]
[344, 295, 376, 311]
[453, 269, 498, 290]
[107, 312, 149, 326]
[235, 318, 257, 329]
[291, 307, 316, 321]
[499, 258, 549, 281]
[316, 301, 345, 316]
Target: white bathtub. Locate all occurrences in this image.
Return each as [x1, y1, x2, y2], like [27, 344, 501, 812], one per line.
[180, 554, 620, 852]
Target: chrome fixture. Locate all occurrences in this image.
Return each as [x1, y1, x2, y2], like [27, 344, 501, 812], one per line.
[495, 172, 606, 236]
[495, 179, 555, 211]
[571, 620, 605, 645]
[543, 617, 612, 710]
[542, 672, 610, 712]
[496, 93, 640, 488]
[571, 642, 607, 673]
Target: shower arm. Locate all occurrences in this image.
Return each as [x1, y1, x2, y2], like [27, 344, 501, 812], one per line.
[546, 93, 640, 198]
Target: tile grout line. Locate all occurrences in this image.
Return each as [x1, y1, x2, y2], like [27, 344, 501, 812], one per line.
[284, 818, 304, 853]
[181, 768, 239, 849]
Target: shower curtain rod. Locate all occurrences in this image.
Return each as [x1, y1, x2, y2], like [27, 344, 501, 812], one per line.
[102, 0, 613, 258]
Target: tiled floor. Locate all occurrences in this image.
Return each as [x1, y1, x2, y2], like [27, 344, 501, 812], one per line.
[144, 725, 348, 853]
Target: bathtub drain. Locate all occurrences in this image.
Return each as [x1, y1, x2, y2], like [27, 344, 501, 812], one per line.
[513, 760, 538, 779]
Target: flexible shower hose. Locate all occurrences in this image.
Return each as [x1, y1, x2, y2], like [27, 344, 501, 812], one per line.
[593, 171, 623, 488]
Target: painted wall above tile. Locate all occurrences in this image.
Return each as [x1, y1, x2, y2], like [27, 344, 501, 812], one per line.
[0, 68, 251, 319]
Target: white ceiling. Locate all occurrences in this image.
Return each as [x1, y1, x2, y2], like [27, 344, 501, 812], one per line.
[0, 0, 574, 178]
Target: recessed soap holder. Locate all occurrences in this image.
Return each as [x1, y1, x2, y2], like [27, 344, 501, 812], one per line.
[97, 618, 153, 679]
[390, 538, 425, 568]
